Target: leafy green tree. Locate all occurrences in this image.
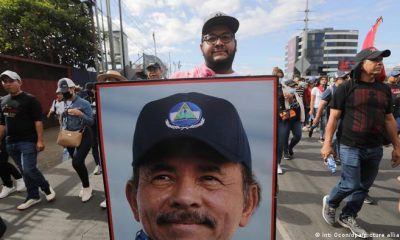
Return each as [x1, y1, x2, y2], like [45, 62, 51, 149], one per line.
[0, 0, 98, 69]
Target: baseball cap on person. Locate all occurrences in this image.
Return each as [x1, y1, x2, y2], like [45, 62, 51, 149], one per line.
[352, 47, 391, 70]
[132, 92, 252, 170]
[0, 70, 21, 81]
[334, 70, 348, 79]
[389, 69, 400, 77]
[202, 11, 239, 35]
[307, 76, 316, 83]
[146, 62, 161, 70]
[57, 78, 76, 93]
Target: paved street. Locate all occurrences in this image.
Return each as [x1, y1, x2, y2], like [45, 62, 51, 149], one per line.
[0, 127, 109, 240]
[276, 134, 400, 240]
[0, 128, 399, 239]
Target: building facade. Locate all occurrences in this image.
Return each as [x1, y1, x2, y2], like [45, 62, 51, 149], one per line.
[285, 28, 358, 77]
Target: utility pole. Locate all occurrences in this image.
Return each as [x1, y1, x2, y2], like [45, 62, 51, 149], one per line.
[118, 0, 126, 77]
[106, 0, 116, 69]
[301, 0, 309, 77]
[153, 32, 157, 58]
[93, 0, 104, 72]
[99, 0, 108, 70]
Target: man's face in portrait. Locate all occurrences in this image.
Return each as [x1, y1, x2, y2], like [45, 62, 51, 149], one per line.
[126, 156, 258, 240]
[200, 25, 237, 71]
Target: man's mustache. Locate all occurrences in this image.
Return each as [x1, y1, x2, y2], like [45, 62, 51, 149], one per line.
[157, 211, 216, 229]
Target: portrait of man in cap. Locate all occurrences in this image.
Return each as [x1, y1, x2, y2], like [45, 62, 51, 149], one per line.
[95, 77, 276, 240]
[126, 92, 261, 240]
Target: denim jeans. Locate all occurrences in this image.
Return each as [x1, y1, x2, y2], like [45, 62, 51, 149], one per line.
[327, 144, 382, 218]
[90, 121, 101, 167]
[6, 142, 50, 199]
[314, 107, 326, 139]
[277, 120, 289, 164]
[0, 138, 22, 187]
[283, 119, 302, 154]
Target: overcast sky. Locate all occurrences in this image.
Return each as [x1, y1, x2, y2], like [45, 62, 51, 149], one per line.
[102, 0, 400, 75]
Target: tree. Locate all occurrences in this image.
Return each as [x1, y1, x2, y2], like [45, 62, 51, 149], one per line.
[0, 0, 98, 69]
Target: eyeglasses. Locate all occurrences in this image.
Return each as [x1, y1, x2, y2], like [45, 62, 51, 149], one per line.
[202, 33, 234, 44]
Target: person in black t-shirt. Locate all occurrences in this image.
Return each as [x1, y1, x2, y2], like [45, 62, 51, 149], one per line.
[320, 48, 400, 238]
[0, 70, 56, 210]
[386, 69, 400, 131]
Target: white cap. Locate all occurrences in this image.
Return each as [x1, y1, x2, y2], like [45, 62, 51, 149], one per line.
[0, 70, 21, 81]
[57, 78, 76, 93]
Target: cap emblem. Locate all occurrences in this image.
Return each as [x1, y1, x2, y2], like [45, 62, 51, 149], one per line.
[166, 101, 205, 129]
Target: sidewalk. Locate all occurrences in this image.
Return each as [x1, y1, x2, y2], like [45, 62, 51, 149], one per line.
[0, 127, 109, 240]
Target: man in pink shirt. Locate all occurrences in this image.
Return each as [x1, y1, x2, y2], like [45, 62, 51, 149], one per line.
[171, 12, 240, 78]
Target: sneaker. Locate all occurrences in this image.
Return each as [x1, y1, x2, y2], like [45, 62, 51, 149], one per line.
[322, 195, 336, 225]
[0, 186, 16, 199]
[44, 186, 56, 202]
[302, 126, 309, 131]
[338, 216, 368, 238]
[15, 178, 26, 192]
[92, 165, 102, 175]
[364, 194, 376, 205]
[78, 188, 83, 198]
[81, 187, 92, 202]
[283, 153, 292, 160]
[277, 164, 283, 175]
[100, 200, 107, 209]
[17, 198, 41, 210]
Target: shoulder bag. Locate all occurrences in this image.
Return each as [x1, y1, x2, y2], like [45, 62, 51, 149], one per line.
[57, 128, 83, 147]
[57, 111, 83, 147]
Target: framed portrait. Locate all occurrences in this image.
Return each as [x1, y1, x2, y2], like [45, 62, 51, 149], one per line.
[96, 76, 277, 240]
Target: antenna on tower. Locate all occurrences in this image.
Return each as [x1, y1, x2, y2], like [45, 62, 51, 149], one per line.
[304, 0, 310, 31]
[299, 0, 311, 77]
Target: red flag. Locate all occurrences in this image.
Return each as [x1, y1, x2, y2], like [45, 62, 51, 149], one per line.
[362, 16, 383, 49]
[361, 16, 386, 81]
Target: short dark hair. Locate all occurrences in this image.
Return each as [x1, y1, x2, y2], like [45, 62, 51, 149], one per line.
[129, 138, 261, 208]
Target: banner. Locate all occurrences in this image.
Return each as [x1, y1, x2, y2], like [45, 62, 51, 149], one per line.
[96, 76, 278, 240]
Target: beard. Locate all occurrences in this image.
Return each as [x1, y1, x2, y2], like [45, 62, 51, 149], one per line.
[204, 49, 236, 74]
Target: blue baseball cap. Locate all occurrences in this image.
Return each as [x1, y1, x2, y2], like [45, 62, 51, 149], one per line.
[132, 92, 252, 170]
[307, 76, 316, 83]
[390, 69, 400, 77]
